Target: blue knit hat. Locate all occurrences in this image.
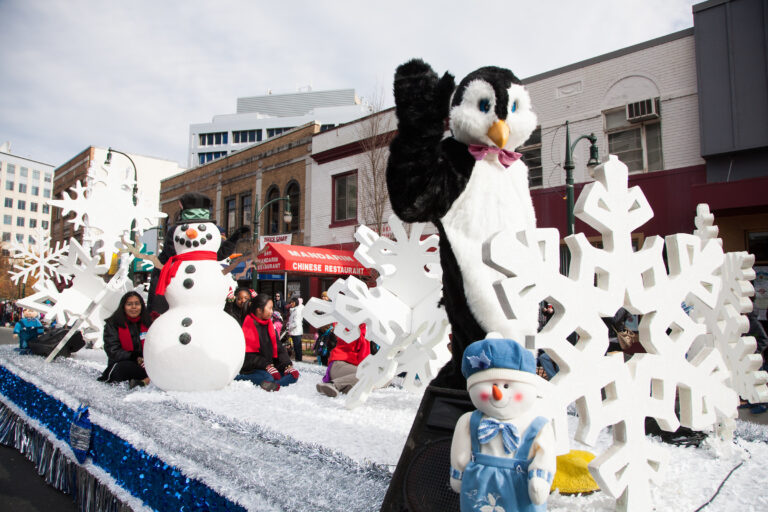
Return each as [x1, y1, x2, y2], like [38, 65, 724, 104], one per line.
[462, 338, 539, 389]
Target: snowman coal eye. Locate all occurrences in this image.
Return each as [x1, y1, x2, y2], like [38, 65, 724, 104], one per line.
[503, 384, 509, 389]
[478, 99, 491, 113]
[180, 224, 189, 231]
[198, 224, 207, 231]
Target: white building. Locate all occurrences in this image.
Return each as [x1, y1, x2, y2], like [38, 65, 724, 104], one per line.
[0, 142, 55, 255]
[188, 89, 370, 168]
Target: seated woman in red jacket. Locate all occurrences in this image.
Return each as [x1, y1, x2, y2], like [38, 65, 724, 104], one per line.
[97, 291, 152, 387]
[316, 323, 370, 397]
[237, 293, 299, 392]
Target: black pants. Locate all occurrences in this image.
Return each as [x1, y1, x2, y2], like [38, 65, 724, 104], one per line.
[291, 335, 303, 361]
[98, 361, 147, 383]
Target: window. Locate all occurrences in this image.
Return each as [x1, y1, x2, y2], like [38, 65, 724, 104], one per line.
[266, 127, 293, 138]
[225, 197, 236, 235]
[42, 204, 49, 214]
[4, 198, 11, 208]
[16, 217, 24, 227]
[32, 169, 40, 180]
[19, 167, 27, 177]
[3, 215, 10, 225]
[44, 172, 52, 183]
[605, 103, 662, 172]
[17, 200, 25, 210]
[43, 188, 50, 198]
[1, 233, 9, 242]
[41, 220, 48, 229]
[285, 182, 300, 232]
[6, 164, 15, 176]
[5, 181, 13, 191]
[264, 187, 280, 235]
[199, 132, 228, 146]
[320, 124, 336, 132]
[18, 183, 26, 193]
[197, 151, 227, 165]
[29, 219, 36, 228]
[30, 202, 37, 212]
[31, 186, 39, 196]
[233, 130, 262, 144]
[241, 195, 252, 228]
[747, 231, 768, 263]
[519, 127, 542, 188]
[333, 172, 357, 223]
[15, 234, 22, 243]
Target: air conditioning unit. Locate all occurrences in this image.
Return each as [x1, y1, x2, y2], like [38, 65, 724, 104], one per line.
[626, 98, 660, 123]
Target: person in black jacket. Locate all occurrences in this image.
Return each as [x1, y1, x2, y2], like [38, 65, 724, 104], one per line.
[236, 293, 299, 391]
[97, 291, 153, 387]
[224, 287, 252, 326]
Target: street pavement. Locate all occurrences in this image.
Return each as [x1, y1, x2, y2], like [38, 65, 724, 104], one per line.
[0, 326, 76, 511]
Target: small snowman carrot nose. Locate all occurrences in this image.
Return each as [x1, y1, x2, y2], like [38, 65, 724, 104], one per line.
[185, 227, 198, 239]
[492, 384, 503, 401]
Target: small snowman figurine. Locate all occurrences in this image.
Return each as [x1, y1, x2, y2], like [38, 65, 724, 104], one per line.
[143, 214, 245, 392]
[450, 337, 555, 512]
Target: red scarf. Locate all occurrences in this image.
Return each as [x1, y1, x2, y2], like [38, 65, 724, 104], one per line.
[155, 250, 217, 295]
[118, 317, 148, 352]
[243, 313, 277, 355]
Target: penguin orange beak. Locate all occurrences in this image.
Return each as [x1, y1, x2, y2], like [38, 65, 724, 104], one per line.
[487, 120, 510, 148]
[186, 228, 198, 239]
[492, 384, 503, 401]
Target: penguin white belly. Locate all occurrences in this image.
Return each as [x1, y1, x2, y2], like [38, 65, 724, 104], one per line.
[144, 307, 245, 392]
[440, 158, 537, 339]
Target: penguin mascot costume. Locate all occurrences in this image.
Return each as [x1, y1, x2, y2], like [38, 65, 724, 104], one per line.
[387, 59, 538, 390]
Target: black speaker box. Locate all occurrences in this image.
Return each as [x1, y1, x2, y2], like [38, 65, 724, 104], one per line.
[380, 385, 474, 512]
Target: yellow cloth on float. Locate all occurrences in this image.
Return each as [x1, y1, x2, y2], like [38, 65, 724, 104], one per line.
[551, 449, 600, 495]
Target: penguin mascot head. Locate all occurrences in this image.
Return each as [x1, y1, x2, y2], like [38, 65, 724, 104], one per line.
[386, 59, 538, 390]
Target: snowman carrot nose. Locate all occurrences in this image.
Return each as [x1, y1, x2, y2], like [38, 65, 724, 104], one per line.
[186, 228, 198, 239]
[492, 384, 503, 401]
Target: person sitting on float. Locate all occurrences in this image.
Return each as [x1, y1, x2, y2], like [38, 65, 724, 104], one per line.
[316, 323, 370, 397]
[224, 286, 252, 326]
[97, 291, 152, 387]
[237, 293, 299, 392]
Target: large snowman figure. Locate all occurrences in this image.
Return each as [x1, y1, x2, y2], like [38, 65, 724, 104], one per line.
[143, 220, 245, 391]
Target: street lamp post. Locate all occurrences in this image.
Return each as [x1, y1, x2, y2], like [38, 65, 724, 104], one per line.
[105, 148, 139, 279]
[251, 196, 292, 291]
[563, 121, 600, 236]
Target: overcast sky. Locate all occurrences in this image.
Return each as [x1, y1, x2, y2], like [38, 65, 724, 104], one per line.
[0, 0, 697, 168]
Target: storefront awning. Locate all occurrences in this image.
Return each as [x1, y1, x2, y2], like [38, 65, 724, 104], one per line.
[256, 243, 370, 276]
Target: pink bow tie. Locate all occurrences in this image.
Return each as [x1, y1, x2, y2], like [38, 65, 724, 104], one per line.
[468, 144, 522, 168]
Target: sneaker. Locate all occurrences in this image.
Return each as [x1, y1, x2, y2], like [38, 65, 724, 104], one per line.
[316, 382, 339, 398]
[260, 381, 281, 392]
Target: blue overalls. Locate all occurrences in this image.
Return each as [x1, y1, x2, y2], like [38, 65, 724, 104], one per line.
[460, 410, 548, 512]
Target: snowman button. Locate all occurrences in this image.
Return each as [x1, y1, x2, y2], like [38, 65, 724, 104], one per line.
[200, 239, 207, 245]
[193, 241, 199, 247]
[185, 241, 192, 248]
[183, 278, 194, 289]
[206, 234, 213, 240]
[181, 317, 192, 327]
[179, 333, 191, 345]
[184, 265, 195, 274]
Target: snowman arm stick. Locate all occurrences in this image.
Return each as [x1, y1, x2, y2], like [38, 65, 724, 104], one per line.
[120, 236, 163, 270]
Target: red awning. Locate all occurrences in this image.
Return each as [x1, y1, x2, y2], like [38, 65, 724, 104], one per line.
[257, 243, 370, 276]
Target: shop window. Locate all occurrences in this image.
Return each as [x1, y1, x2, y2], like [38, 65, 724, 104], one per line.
[285, 182, 300, 233]
[519, 127, 542, 188]
[605, 102, 662, 172]
[333, 171, 357, 223]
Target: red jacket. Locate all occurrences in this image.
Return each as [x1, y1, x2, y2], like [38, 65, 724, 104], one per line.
[328, 324, 370, 366]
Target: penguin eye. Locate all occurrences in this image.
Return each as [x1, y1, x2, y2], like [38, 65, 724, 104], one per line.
[478, 99, 491, 113]
[511, 100, 518, 113]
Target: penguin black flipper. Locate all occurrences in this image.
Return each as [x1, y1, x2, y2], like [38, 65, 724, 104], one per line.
[386, 59, 476, 223]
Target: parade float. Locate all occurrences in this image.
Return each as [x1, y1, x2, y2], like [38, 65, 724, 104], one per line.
[0, 63, 767, 512]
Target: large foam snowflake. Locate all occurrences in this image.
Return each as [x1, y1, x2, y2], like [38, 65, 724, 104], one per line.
[688, 204, 768, 404]
[483, 156, 749, 512]
[18, 240, 131, 346]
[47, 160, 166, 257]
[304, 215, 450, 408]
[8, 228, 69, 284]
